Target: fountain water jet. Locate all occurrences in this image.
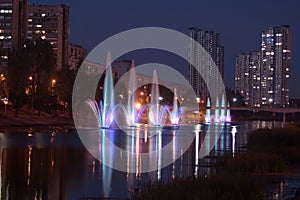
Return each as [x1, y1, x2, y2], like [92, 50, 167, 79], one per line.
[167, 88, 183, 125]
[214, 97, 220, 123]
[127, 61, 138, 126]
[148, 70, 166, 126]
[226, 102, 231, 122]
[86, 52, 115, 128]
[220, 94, 226, 123]
[205, 98, 211, 123]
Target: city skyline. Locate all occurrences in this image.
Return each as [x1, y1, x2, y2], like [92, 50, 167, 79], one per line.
[28, 0, 300, 98]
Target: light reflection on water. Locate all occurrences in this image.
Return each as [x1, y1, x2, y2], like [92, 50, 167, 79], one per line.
[0, 121, 297, 199]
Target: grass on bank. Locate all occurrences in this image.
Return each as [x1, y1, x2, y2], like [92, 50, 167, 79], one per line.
[248, 127, 300, 165]
[132, 174, 262, 200]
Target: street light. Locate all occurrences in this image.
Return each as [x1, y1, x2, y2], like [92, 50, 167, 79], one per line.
[233, 97, 237, 107]
[51, 79, 56, 96]
[1, 97, 8, 116]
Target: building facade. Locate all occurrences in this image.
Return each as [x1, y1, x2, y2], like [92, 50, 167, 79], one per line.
[235, 54, 250, 104]
[69, 43, 87, 70]
[28, 4, 70, 69]
[248, 51, 261, 107]
[188, 27, 224, 100]
[235, 25, 291, 107]
[0, 0, 28, 69]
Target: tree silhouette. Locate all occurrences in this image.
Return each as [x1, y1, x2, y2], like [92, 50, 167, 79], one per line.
[56, 66, 77, 118]
[26, 39, 56, 115]
[7, 49, 30, 116]
[7, 39, 56, 116]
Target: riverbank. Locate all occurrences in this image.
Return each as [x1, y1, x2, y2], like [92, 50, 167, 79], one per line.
[0, 106, 74, 128]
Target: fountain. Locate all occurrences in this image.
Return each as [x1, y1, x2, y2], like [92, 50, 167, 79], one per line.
[148, 70, 166, 126]
[127, 61, 138, 126]
[86, 52, 115, 128]
[220, 94, 226, 122]
[214, 97, 220, 123]
[86, 54, 185, 129]
[226, 102, 231, 122]
[205, 95, 231, 124]
[166, 88, 183, 125]
[205, 98, 211, 123]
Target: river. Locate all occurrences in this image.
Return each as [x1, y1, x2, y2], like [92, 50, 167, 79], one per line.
[0, 121, 299, 199]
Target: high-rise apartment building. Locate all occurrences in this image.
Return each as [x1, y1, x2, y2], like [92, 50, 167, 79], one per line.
[188, 27, 224, 100]
[28, 4, 70, 69]
[248, 51, 261, 107]
[261, 25, 290, 106]
[235, 52, 261, 107]
[0, 0, 28, 69]
[235, 25, 291, 107]
[235, 54, 250, 104]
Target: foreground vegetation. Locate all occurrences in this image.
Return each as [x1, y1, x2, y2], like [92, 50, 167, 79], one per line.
[132, 126, 300, 199]
[132, 175, 262, 200]
[248, 126, 300, 165]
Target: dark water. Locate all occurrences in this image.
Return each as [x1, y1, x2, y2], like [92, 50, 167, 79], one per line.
[0, 121, 298, 199]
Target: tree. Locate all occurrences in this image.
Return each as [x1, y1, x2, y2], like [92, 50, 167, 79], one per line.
[7, 50, 30, 116]
[25, 39, 56, 115]
[7, 39, 56, 116]
[0, 72, 8, 99]
[226, 87, 245, 107]
[56, 66, 77, 119]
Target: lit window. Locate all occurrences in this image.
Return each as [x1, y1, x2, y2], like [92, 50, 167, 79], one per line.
[36, 24, 42, 28]
[285, 75, 289, 78]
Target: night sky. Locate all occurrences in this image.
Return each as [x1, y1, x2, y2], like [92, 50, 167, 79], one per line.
[30, 0, 300, 98]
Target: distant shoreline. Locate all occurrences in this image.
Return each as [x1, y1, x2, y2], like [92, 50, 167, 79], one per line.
[0, 115, 74, 129]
